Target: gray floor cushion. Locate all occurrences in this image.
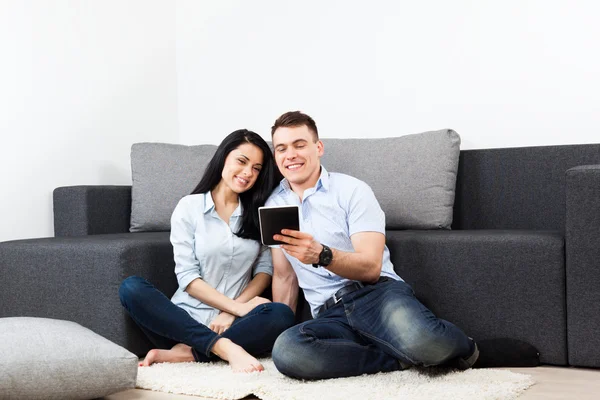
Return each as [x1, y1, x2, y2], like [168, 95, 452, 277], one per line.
[0, 317, 138, 400]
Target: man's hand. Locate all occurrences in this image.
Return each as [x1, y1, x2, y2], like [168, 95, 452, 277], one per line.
[209, 311, 236, 334]
[274, 229, 322, 265]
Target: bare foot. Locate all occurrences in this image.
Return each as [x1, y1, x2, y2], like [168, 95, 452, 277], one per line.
[140, 343, 195, 366]
[211, 338, 264, 373]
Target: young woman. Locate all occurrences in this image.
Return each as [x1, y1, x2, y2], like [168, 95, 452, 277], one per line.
[119, 129, 295, 373]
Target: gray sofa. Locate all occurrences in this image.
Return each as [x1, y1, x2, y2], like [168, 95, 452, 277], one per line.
[1, 140, 599, 368]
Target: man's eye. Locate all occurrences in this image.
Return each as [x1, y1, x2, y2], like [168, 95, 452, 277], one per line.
[296, 144, 305, 149]
[276, 148, 285, 152]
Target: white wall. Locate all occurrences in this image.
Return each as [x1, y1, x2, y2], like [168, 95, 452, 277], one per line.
[2, 1, 599, 241]
[0, 1, 178, 242]
[177, 0, 600, 149]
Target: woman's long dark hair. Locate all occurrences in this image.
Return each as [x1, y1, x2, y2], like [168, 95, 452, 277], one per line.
[191, 129, 278, 241]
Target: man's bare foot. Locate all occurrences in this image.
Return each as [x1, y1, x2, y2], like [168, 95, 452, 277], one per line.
[211, 338, 264, 373]
[139, 343, 195, 366]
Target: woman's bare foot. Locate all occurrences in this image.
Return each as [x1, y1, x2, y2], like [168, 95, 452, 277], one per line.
[140, 343, 195, 366]
[211, 338, 264, 373]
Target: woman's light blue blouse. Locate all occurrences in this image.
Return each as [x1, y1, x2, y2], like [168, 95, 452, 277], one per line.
[169, 192, 272, 325]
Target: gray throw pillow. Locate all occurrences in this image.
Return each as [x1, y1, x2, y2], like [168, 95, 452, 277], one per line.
[130, 142, 217, 232]
[0, 317, 138, 400]
[320, 129, 461, 229]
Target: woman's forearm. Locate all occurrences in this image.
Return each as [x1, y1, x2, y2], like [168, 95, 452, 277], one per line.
[234, 272, 271, 303]
[185, 278, 244, 316]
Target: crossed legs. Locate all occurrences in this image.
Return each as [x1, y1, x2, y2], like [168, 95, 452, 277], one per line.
[272, 279, 475, 379]
[119, 276, 294, 372]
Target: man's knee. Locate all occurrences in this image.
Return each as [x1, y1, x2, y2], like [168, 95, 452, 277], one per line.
[379, 295, 455, 365]
[272, 326, 319, 379]
[412, 337, 455, 366]
[272, 328, 296, 374]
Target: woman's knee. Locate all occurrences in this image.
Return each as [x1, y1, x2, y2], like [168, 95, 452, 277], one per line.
[268, 302, 296, 328]
[118, 276, 145, 305]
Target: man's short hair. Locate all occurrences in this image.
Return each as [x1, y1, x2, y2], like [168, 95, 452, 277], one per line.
[271, 111, 319, 141]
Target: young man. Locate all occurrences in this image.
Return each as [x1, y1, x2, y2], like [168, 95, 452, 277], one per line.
[265, 111, 539, 379]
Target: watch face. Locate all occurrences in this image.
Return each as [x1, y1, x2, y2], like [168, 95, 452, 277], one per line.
[320, 245, 333, 265]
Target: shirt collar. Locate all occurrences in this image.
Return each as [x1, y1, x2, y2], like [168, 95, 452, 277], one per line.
[318, 166, 330, 191]
[203, 192, 215, 214]
[277, 165, 330, 194]
[203, 192, 242, 216]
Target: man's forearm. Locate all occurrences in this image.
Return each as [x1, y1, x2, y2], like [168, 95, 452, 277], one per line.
[277, 230, 384, 283]
[272, 273, 299, 314]
[323, 248, 382, 283]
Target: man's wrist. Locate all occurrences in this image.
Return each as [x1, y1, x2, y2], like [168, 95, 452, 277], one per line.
[313, 243, 333, 268]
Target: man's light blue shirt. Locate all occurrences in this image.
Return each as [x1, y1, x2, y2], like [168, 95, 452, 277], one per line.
[265, 166, 402, 317]
[170, 192, 273, 325]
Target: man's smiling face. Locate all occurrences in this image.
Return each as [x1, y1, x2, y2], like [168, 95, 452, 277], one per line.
[272, 125, 324, 193]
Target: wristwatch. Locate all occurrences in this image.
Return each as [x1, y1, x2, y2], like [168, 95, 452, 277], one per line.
[313, 244, 333, 268]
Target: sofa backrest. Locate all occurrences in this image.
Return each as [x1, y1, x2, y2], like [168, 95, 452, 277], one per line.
[452, 143, 600, 231]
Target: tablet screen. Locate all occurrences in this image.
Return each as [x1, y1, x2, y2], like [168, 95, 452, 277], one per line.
[258, 205, 300, 246]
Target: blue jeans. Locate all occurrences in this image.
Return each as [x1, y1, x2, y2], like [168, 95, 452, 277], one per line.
[119, 276, 295, 361]
[272, 279, 476, 379]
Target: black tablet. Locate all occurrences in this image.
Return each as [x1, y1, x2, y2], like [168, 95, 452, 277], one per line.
[258, 205, 300, 246]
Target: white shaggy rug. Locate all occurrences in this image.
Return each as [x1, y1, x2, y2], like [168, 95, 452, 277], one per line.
[136, 358, 534, 400]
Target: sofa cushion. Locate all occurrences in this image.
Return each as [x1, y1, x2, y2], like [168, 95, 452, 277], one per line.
[0, 317, 138, 399]
[386, 229, 566, 365]
[320, 129, 461, 229]
[130, 142, 217, 232]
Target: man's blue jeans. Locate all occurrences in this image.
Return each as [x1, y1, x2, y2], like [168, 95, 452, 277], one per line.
[119, 276, 295, 361]
[272, 279, 477, 379]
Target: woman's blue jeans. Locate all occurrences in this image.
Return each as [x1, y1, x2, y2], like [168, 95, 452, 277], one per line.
[119, 276, 295, 361]
[272, 279, 477, 379]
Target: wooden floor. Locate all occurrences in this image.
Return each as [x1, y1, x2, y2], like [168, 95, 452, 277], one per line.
[106, 365, 600, 400]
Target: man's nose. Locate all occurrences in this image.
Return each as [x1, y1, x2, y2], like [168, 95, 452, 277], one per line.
[285, 148, 297, 159]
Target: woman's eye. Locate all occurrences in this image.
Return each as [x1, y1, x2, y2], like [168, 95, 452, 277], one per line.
[238, 159, 246, 164]
[254, 167, 262, 172]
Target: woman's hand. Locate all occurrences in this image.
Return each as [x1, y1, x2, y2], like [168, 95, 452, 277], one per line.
[236, 296, 271, 317]
[209, 311, 236, 334]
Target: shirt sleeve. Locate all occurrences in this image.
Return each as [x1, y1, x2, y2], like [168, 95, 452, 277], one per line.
[252, 245, 273, 277]
[347, 180, 386, 237]
[170, 197, 203, 290]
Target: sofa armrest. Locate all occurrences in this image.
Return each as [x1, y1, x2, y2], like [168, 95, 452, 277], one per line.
[0, 232, 175, 356]
[53, 185, 132, 237]
[565, 164, 600, 367]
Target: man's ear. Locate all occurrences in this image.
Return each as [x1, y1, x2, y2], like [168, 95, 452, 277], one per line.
[317, 140, 324, 157]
